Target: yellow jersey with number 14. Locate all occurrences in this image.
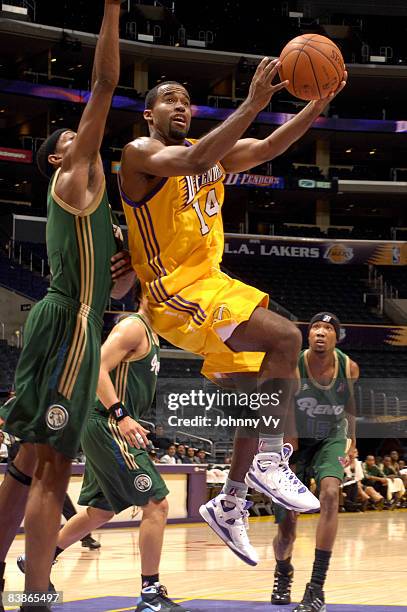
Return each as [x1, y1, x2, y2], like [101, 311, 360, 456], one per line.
[120, 139, 225, 302]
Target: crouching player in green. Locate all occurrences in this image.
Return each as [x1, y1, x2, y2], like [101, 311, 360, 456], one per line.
[30, 283, 189, 612]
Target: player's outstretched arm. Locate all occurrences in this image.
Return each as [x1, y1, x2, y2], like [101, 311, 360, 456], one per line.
[122, 58, 288, 178]
[66, 1, 120, 166]
[221, 70, 347, 173]
[97, 318, 150, 448]
[56, 0, 121, 211]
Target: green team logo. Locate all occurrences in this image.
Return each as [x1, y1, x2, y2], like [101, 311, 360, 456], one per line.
[134, 474, 152, 492]
[150, 354, 160, 376]
[46, 404, 69, 430]
[297, 397, 345, 418]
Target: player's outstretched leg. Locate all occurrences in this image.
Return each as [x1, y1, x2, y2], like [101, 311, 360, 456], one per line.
[136, 498, 190, 612]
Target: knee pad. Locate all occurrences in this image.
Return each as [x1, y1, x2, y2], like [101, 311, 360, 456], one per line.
[7, 461, 32, 487]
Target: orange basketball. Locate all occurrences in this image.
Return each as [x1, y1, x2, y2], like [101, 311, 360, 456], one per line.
[278, 34, 345, 101]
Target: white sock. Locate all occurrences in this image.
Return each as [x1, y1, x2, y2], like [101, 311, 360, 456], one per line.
[222, 477, 248, 499]
[258, 434, 284, 454]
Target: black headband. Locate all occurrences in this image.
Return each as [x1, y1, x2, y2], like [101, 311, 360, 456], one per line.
[308, 312, 341, 340]
[36, 128, 70, 179]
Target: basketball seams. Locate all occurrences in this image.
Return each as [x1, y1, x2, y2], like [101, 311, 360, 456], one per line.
[301, 49, 321, 99]
[304, 43, 343, 81]
[291, 38, 314, 99]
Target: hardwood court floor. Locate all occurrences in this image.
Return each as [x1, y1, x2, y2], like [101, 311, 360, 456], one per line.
[4, 510, 407, 610]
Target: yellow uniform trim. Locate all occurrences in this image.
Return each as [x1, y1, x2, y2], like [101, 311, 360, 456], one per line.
[86, 216, 95, 309]
[64, 306, 90, 399]
[58, 217, 94, 399]
[115, 361, 130, 404]
[76, 216, 86, 303]
[51, 168, 106, 217]
[108, 415, 138, 470]
[303, 348, 339, 391]
[123, 315, 157, 363]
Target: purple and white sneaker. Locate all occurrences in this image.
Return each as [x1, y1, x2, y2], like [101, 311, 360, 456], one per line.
[245, 443, 320, 512]
[199, 494, 259, 566]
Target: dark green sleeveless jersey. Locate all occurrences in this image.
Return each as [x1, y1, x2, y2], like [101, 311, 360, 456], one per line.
[95, 314, 160, 419]
[46, 169, 117, 317]
[295, 348, 352, 442]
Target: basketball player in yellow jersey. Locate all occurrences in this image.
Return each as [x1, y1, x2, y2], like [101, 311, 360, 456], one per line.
[119, 61, 347, 564]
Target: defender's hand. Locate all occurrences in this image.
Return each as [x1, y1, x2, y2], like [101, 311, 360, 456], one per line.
[246, 58, 288, 114]
[118, 416, 150, 449]
[111, 250, 132, 281]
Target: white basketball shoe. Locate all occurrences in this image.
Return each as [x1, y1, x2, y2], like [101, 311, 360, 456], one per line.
[245, 443, 320, 512]
[199, 493, 259, 566]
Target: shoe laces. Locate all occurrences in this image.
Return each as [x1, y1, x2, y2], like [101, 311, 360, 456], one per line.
[156, 583, 176, 605]
[273, 569, 293, 595]
[257, 447, 302, 492]
[301, 583, 324, 608]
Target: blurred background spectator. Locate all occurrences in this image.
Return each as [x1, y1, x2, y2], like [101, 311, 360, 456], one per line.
[186, 447, 197, 463]
[382, 455, 406, 506]
[0, 431, 8, 463]
[149, 425, 173, 452]
[175, 444, 189, 464]
[194, 449, 208, 464]
[362, 455, 389, 502]
[160, 444, 180, 465]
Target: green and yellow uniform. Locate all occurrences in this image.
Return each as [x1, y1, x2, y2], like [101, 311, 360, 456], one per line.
[275, 348, 353, 522]
[1, 169, 117, 458]
[79, 314, 169, 512]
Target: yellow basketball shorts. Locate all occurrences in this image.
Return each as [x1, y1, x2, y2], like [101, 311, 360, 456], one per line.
[147, 269, 268, 382]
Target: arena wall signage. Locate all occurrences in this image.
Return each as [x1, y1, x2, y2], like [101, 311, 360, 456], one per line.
[0, 147, 32, 163]
[1, 79, 407, 133]
[224, 234, 407, 266]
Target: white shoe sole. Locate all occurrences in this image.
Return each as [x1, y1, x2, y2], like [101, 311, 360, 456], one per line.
[199, 504, 258, 566]
[245, 471, 320, 513]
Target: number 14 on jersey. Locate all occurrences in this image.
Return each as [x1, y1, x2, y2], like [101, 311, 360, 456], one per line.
[192, 189, 220, 236]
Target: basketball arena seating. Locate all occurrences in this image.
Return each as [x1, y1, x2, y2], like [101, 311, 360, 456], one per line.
[0, 249, 131, 310]
[0, 339, 20, 393]
[221, 256, 387, 323]
[377, 266, 407, 298]
[0, 252, 48, 301]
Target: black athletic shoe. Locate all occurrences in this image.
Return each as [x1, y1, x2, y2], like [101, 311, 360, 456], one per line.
[135, 583, 190, 611]
[293, 583, 326, 612]
[81, 535, 101, 550]
[16, 556, 56, 593]
[271, 564, 294, 605]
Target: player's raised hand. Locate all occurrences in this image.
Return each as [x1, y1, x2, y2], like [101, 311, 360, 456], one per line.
[118, 416, 150, 449]
[246, 58, 289, 113]
[311, 68, 348, 113]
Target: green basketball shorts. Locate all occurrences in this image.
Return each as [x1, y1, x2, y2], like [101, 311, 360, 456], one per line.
[0, 293, 103, 459]
[78, 413, 169, 513]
